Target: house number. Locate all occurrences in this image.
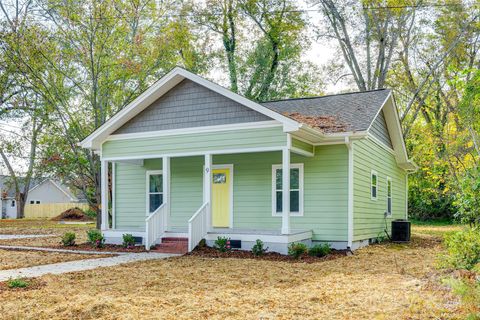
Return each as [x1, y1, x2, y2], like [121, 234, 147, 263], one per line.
[205, 168, 210, 173]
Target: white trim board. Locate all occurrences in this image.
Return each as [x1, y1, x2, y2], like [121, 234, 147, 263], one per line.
[106, 121, 281, 141]
[103, 146, 285, 161]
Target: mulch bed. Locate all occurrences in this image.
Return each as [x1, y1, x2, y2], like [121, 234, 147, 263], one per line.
[0, 278, 47, 292]
[51, 208, 94, 222]
[186, 245, 347, 263]
[51, 243, 147, 253]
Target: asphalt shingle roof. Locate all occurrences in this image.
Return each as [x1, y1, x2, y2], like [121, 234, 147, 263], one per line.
[261, 89, 391, 133]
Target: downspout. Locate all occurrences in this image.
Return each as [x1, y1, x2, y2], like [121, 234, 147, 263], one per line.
[346, 137, 354, 250]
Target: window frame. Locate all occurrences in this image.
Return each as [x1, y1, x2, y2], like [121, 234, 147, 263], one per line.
[386, 176, 392, 216]
[371, 170, 378, 201]
[271, 163, 304, 217]
[145, 170, 163, 215]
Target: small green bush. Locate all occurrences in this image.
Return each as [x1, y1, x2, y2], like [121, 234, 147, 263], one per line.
[443, 277, 480, 318]
[7, 278, 29, 288]
[442, 229, 480, 270]
[309, 243, 331, 257]
[251, 239, 268, 256]
[61, 232, 76, 247]
[86, 229, 105, 248]
[214, 236, 231, 252]
[288, 242, 308, 259]
[122, 234, 136, 248]
[85, 208, 97, 219]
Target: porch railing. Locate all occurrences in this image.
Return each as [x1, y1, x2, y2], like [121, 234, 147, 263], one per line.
[145, 203, 167, 250]
[188, 202, 208, 252]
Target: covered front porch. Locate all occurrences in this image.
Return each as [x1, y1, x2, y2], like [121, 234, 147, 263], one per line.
[100, 144, 314, 253]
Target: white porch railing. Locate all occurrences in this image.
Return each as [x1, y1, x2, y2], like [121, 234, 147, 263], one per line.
[188, 202, 208, 252]
[145, 203, 167, 250]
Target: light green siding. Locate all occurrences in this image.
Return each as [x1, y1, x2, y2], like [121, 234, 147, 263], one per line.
[103, 126, 287, 159]
[292, 138, 314, 154]
[170, 156, 203, 228]
[113, 146, 348, 241]
[214, 145, 348, 241]
[353, 138, 407, 241]
[114, 159, 162, 230]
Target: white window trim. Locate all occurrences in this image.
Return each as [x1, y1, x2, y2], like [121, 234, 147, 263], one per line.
[271, 163, 304, 217]
[386, 176, 392, 217]
[146, 170, 163, 215]
[371, 170, 378, 201]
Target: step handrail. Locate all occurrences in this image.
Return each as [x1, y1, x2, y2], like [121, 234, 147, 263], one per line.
[145, 203, 167, 250]
[188, 202, 208, 252]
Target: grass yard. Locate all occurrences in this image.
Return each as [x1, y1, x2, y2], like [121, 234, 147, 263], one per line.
[0, 249, 109, 270]
[0, 221, 468, 319]
[0, 219, 94, 247]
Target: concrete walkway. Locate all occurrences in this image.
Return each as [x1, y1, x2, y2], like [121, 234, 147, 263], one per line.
[0, 252, 177, 281]
[0, 245, 129, 255]
[0, 234, 53, 240]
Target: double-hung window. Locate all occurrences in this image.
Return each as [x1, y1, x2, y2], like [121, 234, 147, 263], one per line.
[272, 163, 304, 216]
[147, 171, 163, 214]
[386, 177, 392, 216]
[371, 170, 378, 200]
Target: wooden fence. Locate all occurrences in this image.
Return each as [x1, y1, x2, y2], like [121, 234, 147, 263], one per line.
[24, 203, 90, 219]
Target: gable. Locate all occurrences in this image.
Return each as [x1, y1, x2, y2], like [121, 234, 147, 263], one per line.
[370, 110, 393, 149]
[114, 79, 272, 135]
[27, 180, 75, 203]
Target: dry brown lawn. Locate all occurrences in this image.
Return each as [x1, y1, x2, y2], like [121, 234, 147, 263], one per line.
[0, 219, 94, 247]
[0, 223, 466, 319]
[0, 249, 109, 270]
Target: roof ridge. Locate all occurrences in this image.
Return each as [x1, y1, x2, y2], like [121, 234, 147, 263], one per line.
[261, 88, 390, 103]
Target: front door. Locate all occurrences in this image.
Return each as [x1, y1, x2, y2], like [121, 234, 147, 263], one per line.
[212, 167, 231, 228]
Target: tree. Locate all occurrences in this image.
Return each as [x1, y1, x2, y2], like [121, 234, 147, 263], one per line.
[0, 0, 208, 227]
[193, 0, 323, 101]
[314, 0, 416, 91]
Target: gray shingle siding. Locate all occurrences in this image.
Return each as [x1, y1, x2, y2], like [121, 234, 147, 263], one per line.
[370, 110, 393, 149]
[114, 79, 272, 134]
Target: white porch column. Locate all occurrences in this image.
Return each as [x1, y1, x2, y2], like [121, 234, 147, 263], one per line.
[281, 148, 291, 234]
[100, 160, 109, 230]
[163, 156, 170, 230]
[204, 154, 212, 231]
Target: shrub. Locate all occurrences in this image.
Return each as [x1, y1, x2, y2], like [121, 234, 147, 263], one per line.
[122, 234, 135, 248]
[309, 243, 331, 257]
[61, 232, 76, 247]
[441, 229, 480, 270]
[7, 278, 29, 288]
[288, 242, 308, 259]
[214, 236, 231, 252]
[251, 239, 268, 256]
[443, 277, 480, 318]
[86, 229, 105, 248]
[84, 208, 97, 219]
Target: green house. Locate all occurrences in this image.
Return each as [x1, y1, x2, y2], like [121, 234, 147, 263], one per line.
[80, 67, 417, 253]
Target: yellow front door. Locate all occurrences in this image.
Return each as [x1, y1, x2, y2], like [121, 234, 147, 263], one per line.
[212, 168, 231, 228]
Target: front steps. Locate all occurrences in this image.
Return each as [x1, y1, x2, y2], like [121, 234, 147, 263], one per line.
[151, 237, 188, 254]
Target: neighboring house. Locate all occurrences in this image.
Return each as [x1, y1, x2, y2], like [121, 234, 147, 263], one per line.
[0, 176, 79, 219]
[80, 67, 417, 253]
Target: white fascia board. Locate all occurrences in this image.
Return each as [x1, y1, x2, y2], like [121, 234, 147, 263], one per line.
[80, 67, 300, 150]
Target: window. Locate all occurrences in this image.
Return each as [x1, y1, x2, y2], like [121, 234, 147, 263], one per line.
[30, 200, 34, 204]
[10, 200, 15, 207]
[386, 177, 392, 216]
[146, 171, 163, 214]
[36, 201, 40, 204]
[371, 170, 378, 200]
[272, 164, 303, 216]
